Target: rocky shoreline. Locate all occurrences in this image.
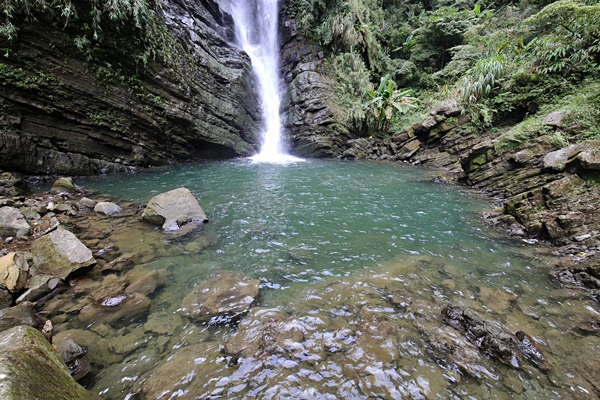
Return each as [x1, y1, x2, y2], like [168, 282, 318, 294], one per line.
[0, 161, 599, 398]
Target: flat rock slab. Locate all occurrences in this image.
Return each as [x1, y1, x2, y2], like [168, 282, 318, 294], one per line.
[180, 271, 260, 324]
[0, 326, 90, 399]
[142, 187, 208, 232]
[32, 229, 95, 280]
[0, 206, 31, 237]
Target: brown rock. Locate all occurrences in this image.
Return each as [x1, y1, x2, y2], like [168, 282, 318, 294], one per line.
[180, 271, 260, 324]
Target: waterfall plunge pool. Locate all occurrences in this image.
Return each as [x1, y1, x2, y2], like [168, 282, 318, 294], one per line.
[62, 159, 598, 399]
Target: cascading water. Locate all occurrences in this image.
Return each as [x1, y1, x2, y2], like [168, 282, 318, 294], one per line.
[226, 0, 302, 163]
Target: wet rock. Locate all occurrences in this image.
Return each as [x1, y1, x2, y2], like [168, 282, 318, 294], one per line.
[50, 177, 78, 194]
[0, 206, 31, 237]
[141, 187, 208, 232]
[180, 271, 260, 324]
[223, 308, 304, 357]
[17, 274, 62, 304]
[134, 342, 225, 399]
[54, 339, 92, 381]
[477, 286, 517, 313]
[54, 329, 122, 367]
[0, 252, 29, 293]
[0, 301, 47, 333]
[31, 228, 95, 279]
[94, 201, 122, 216]
[441, 303, 553, 371]
[144, 311, 183, 335]
[423, 324, 496, 380]
[107, 326, 148, 355]
[98, 252, 136, 273]
[79, 292, 151, 327]
[542, 110, 571, 128]
[77, 197, 98, 211]
[124, 269, 167, 296]
[0, 326, 90, 399]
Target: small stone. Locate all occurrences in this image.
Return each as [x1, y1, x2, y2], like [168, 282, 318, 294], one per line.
[94, 201, 123, 216]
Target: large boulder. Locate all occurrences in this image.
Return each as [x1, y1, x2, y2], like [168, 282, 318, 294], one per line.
[31, 229, 95, 279]
[78, 292, 151, 327]
[141, 187, 208, 232]
[50, 177, 79, 194]
[180, 271, 260, 324]
[54, 339, 92, 381]
[0, 206, 31, 237]
[0, 325, 90, 399]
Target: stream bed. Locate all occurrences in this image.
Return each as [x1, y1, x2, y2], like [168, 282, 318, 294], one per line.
[61, 159, 598, 399]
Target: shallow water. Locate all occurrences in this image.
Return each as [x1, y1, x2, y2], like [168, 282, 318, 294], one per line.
[68, 159, 598, 399]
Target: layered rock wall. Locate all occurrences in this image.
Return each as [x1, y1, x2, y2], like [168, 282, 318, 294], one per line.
[279, 9, 352, 157]
[0, 0, 261, 175]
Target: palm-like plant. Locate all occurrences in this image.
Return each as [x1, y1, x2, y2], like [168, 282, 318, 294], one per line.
[365, 75, 417, 133]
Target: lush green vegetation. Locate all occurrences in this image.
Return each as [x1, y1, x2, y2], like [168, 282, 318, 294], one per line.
[291, 0, 600, 141]
[1, 0, 177, 73]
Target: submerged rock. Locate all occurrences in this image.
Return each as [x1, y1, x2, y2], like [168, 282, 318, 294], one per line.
[180, 270, 260, 324]
[141, 187, 208, 232]
[31, 229, 95, 279]
[441, 303, 553, 371]
[79, 292, 151, 327]
[223, 308, 304, 357]
[0, 325, 90, 399]
[54, 339, 92, 381]
[0, 206, 31, 237]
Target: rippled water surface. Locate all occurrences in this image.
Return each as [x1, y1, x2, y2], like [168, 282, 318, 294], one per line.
[69, 159, 598, 399]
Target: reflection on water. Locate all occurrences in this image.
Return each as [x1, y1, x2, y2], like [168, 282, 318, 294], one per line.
[59, 159, 600, 399]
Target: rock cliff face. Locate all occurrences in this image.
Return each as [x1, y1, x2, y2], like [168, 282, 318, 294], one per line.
[279, 9, 352, 157]
[0, 0, 261, 175]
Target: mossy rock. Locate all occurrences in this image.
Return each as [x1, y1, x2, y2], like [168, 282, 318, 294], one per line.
[0, 325, 91, 399]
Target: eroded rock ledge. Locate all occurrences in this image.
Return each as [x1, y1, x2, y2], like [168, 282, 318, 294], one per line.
[0, 0, 261, 175]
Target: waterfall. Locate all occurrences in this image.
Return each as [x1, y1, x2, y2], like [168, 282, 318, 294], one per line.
[226, 0, 302, 163]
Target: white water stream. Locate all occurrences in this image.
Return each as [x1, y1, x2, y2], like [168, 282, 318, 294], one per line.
[227, 0, 302, 163]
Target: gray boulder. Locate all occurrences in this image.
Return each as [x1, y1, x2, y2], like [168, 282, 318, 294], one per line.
[0, 325, 90, 399]
[94, 201, 122, 216]
[31, 229, 95, 279]
[142, 187, 208, 232]
[0, 206, 31, 237]
[180, 271, 260, 324]
[542, 146, 573, 171]
[0, 301, 47, 333]
[77, 197, 97, 211]
[542, 110, 571, 128]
